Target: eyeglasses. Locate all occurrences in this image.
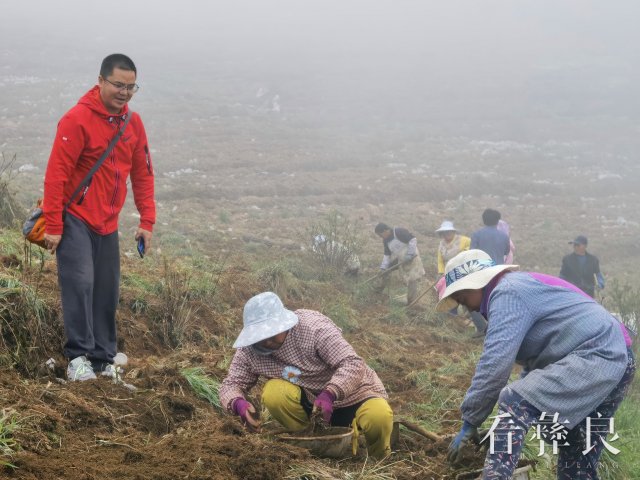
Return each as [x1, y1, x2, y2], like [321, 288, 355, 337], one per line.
[104, 77, 139, 93]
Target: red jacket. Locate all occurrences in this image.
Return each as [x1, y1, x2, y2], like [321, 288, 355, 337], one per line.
[43, 86, 155, 235]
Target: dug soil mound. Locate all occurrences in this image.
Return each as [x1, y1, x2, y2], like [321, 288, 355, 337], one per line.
[0, 246, 501, 479]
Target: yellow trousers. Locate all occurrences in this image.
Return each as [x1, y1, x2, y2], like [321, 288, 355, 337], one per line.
[261, 379, 393, 458]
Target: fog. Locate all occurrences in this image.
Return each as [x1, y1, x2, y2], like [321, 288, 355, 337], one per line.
[2, 2, 640, 288]
[5, 0, 640, 127]
[2, 1, 640, 165]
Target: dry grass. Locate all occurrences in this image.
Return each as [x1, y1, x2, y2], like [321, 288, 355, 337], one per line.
[0, 267, 62, 375]
[153, 257, 198, 348]
[0, 153, 25, 228]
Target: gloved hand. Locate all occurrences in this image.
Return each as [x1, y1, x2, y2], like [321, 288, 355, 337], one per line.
[403, 253, 416, 263]
[312, 390, 336, 423]
[232, 397, 261, 431]
[447, 421, 479, 465]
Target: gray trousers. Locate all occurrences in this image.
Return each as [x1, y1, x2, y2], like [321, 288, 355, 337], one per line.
[57, 214, 119, 363]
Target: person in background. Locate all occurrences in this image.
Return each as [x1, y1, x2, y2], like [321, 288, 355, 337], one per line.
[436, 221, 470, 277]
[471, 209, 510, 265]
[374, 222, 426, 305]
[469, 209, 510, 337]
[434, 221, 484, 337]
[438, 250, 634, 479]
[42, 54, 155, 381]
[559, 235, 605, 298]
[497, 219, 515, 264]
[219, 292, 393, 458]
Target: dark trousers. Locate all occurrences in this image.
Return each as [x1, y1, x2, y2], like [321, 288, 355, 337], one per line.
[483, 348, 636, 479]
[299, 389, 365, 427]
[57, 214, 119, 364]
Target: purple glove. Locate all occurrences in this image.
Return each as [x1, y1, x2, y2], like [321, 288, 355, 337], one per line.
[313, 390, 336, 423]
[231, 397, 260, 430]
[232, 397, 251, 417]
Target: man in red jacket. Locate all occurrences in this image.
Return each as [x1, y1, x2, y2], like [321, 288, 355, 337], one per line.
[43, 54, 155, 381]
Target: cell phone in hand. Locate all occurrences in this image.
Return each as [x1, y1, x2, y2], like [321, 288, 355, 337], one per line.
[137, 237, 145, 258]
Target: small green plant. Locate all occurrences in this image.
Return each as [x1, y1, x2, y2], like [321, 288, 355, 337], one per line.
[0, 229, 24, 259]
[130, 297, 149, 314]
[187, 255, 226, 301]
[322, 296, 358, 333]
[181, 367, 222, 409]
[218, 209, 231, 224]
[0, 410, 20, 469]
[257, 259, 306, 300]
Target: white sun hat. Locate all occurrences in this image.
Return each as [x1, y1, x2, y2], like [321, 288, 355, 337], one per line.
[435, 220, 457, 233]
[436, 249, 519, 312]
[233, 292, 299, 348]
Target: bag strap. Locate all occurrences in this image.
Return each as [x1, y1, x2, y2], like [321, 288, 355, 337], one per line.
[64, 112, 133, 210]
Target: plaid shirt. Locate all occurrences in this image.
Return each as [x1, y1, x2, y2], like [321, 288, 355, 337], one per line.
[219, 309, 388, 411]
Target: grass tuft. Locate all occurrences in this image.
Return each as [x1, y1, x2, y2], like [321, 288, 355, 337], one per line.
[181, 367, 222, 409]
[0, 269, 61, 375]
[0, 410, 20, 469]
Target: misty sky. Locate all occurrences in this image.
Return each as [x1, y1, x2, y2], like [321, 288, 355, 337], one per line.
[2, 1, 640, 145]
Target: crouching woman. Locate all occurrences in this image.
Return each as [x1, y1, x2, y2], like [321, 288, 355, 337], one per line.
[438, 250, 635, 479]
[219, 292, 393, 458]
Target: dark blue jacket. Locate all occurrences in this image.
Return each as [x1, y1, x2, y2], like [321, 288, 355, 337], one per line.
[470, 226, 510, 264]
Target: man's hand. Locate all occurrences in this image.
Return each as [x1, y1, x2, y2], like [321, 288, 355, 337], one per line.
[447, 421, 479, 465]
[44, 233, 62, 254]
[312, 390, 335, 423]
[134, 228, 152, 255]
[232, 398, 261, 432]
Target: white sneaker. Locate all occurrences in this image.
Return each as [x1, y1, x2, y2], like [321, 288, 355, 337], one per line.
[67, 356, 97, 381]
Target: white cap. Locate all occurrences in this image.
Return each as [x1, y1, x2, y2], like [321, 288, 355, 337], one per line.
[435, 221, 457, 233]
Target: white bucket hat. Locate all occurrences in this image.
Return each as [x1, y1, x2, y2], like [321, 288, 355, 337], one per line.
[233, 292, 299, 348]
[435, 220, 457, 233]
[436, 250, 518, 312]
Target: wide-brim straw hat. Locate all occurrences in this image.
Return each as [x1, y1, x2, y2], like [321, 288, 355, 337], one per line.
[233, 292, 299, 348]
[436, 249, 519, 312]
[435, 220, 457, 233]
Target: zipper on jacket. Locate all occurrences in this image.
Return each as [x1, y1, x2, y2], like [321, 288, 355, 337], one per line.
[110, 169, 120, 215]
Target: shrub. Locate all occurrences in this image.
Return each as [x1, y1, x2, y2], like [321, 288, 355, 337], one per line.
[306, 210, 363, 278]
[0, 269, 62, 375]
[153, 258, 197, 348]
[0, 153, 25, 228]
[605, 279, 640, 345]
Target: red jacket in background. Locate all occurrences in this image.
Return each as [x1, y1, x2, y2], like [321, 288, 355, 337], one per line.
[43, 86, 155, 236]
